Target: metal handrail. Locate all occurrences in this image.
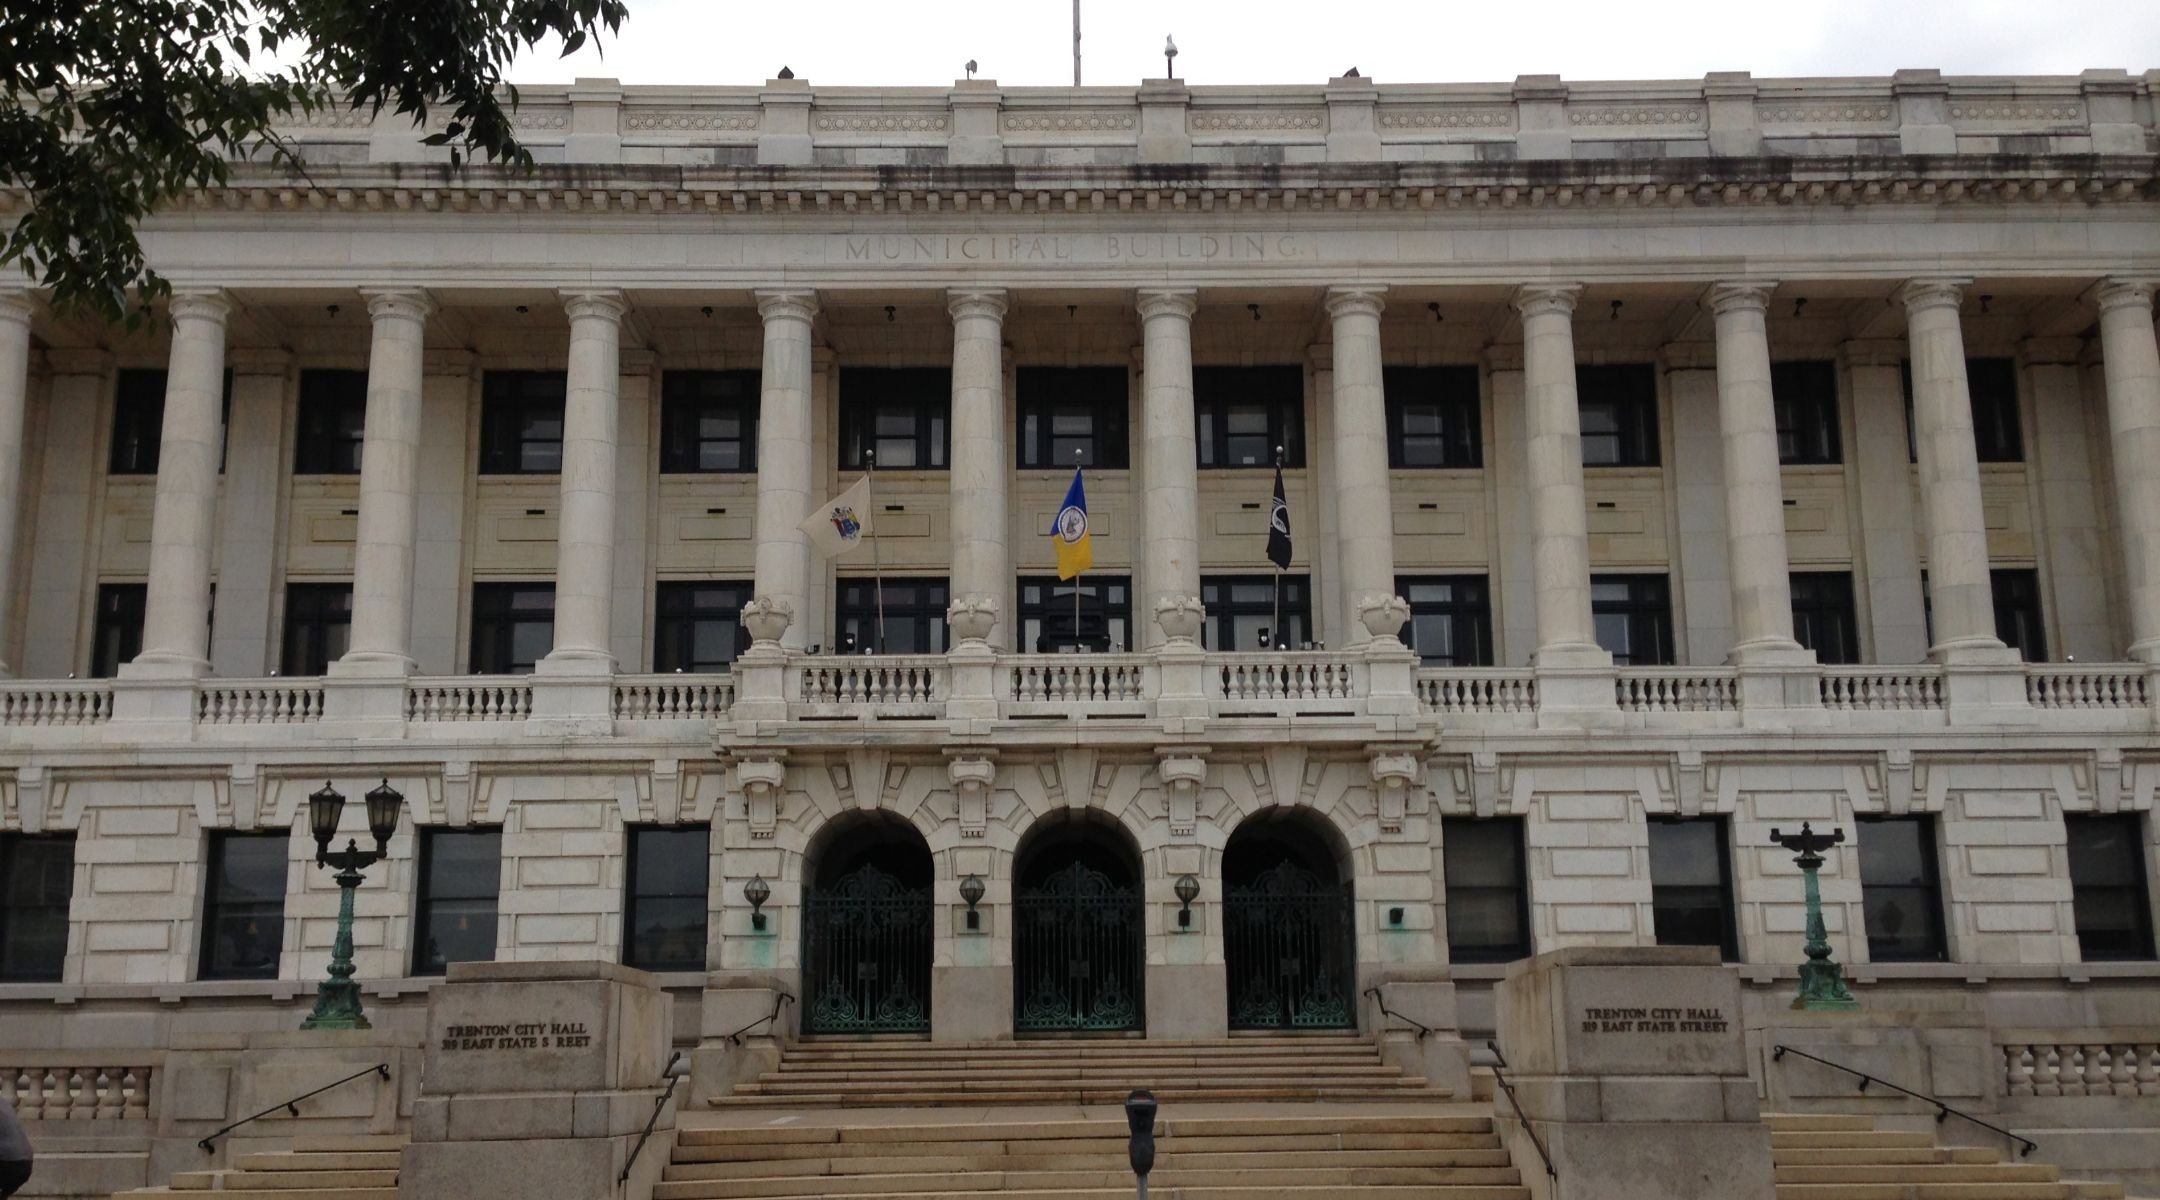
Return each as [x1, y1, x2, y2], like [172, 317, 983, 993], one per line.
[1362, 986, 1433, 1040]
[726, 991, 794, 1045]
[1771, 1044, 2037, 1157]
[619, 1051, 685, 1185]
[1484, 1041, 1557, 1180]
[196, 1063, 389, 1152]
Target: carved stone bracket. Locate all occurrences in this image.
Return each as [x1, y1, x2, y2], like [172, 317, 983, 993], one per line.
[1367, 748, 1420, 834]
[948, 752, 996, 838]
[735, 754, 787, 838]
[1157, 750, 1208, 838]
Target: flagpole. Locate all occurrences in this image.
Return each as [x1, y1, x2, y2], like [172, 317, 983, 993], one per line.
[1073, 448, 1084, 649]
[1271, 445, 1284, 650]
[866, 449, 885, 652]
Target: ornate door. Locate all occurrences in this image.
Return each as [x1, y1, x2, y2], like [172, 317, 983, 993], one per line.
[1224, 860, 1355, 1030]
[1014, 861, 1144, 1032]
[801, 863, 932, 1035]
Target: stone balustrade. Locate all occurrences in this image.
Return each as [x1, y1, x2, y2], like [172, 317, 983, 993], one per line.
[3, 1063, 156, 1120]
[612, 674, 736, 721]
[197, 679, 327, 724]
[1818, 666, 1949, 711]
[1615, 668, 1740, 714]
[2001, 1036, 2160, 1098]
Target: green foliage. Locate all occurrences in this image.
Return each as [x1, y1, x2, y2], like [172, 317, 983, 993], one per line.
[0, 0, 627, 324]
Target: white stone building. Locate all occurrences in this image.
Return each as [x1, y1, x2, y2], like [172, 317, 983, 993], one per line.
[1, 65, 2158, 1193]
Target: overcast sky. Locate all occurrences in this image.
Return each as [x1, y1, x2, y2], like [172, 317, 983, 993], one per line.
[515, 0, 2156, 89]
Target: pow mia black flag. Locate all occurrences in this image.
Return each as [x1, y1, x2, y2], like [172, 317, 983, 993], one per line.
[1266, 463, 1293, 569]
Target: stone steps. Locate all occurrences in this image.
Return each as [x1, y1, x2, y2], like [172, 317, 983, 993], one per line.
[1765, 1112, 2127, 1200]
[112, 1138, 404, 1200]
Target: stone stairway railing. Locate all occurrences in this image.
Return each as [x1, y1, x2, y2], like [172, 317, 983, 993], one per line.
[3, 1062, 156, 1120]
[2000, 1033, 2160, 1097]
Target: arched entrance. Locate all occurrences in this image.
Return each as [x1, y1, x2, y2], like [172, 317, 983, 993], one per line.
[1222, 808, 1356, 1030]
[800, 812, 934, 1036]
[1012, 812, 1145, 1034]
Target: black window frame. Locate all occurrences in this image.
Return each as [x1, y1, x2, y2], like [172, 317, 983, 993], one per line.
[90, 582, 148, 679]
[293, 369, 369, 475]
[478, 370, 568, 475]
[1967, 357, 2024, 463]
[1790, 570, 1862, 666]
[659, 370, 760, 474]
[1771, 360, 1842, 465]
[1647, 817, 1739, 961]
[652, 580, 753, 673]
[468, 582, 556, 674]
[1858, 815, 1949, 963]
[1194, 366, 1305, 469]
[838, 367, 950, 471]
[1016, 367, 1130, 470]
[412, 827, 502, 976]
[1200, 574, 1312, 651]
[1397, 575, 1494, 667]
[834, 576, 948, 654]
[1016, 575, 1133, 653]
[0, 833, 76, 983]
[1383, 366, 1483, 469]
[621, 824, 712, 973]
[109, 369, 170, 476]
[1443, 817, 1532, 964]
[198, 831, 288, 981]
[2065, 813, 2155, 963]
[1992, 567, 2047, 662]
[1576, 364, 1660, 468]
[1591, 573, 1675, 666]
[280, 582, 353, 676]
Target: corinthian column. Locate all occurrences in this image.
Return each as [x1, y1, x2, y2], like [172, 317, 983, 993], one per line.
[0, 291, 32, 676]
[1707, 283, 1808, 663]
[1139, 288, 1203, 645]
[2095, 279, 2160, 662]
[125, 291, 229, 678]
[1325, 286, 1407, 642]
[336, 288, 432, 674]
[750, 289, 818, 649]
[1901, 279, 2009, 661]
[1513, 284, 1605, 668]
[947, 288, 1010, 646]
[540, 289, 627, 671]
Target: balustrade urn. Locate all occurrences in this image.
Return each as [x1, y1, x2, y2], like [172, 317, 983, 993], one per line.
[741, 596, 795, 645]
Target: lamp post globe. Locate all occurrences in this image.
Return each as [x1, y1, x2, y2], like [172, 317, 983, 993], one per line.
[300, 782, 398, 1031]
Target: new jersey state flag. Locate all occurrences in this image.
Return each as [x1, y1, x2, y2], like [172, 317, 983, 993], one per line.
[799, 475, 872, 558]
[1053, 466, 1094, 581]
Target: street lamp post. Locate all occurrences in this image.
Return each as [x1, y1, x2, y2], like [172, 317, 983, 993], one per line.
[300, 780, 404, 1031]
[1770, 821, 1860, 1012]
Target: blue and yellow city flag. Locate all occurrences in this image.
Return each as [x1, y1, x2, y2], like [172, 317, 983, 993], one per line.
[1053, 466, 1094, 581]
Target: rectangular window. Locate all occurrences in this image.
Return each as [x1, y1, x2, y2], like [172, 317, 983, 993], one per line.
[199, 832, 288, 980]
[1992, 568, 2047, 662]
[478, 371, 567, 474]
[1017, 367, 1129, 469]
[1384, 366, 1482, 468]
[839, 368, 949, 470]
[1591, 574, 1674, 666]
[1398, 575, 1493, 667]
[89, 583, 148, 679]
[1576, 364, 1659, 467]
[109, 369, 167, 475]
[1200, 574, 1312, 651]
[623, 825, 710, 972]
[1858, 816, 1948, 962]
[1967, 357, 2023, 463]
[1790, 571, 1861, 666]
[413, 828, 502, 975]
[834, 577, 948, 654]
[280, 582, 353, 676]
[2066, 814, 2155, 962]
[0, 834, 75, 983]
[1016, 575, 1133, 653]
[659, 370, 759, 473]
[1443, 818, 1531, 963]
[1648, 818, 1738, 960]
[1195, 366, 1304, 468]
[293, 370, 368, 475]
[469, 582, 555, 674]
[653, 580, 753, 672]
[1772, 360, 1842, 465]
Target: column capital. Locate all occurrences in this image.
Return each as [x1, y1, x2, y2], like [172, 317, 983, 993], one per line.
[167, 289, 231, 324]
[2092, 277, 2159, 314]
[227, 347, 293, 377]
[1512, 283, 1582, 319]
[754, 287, 819, 323]
[946, 287, 1009, 322]
[1658, 342, 1718, 372]
[560, 288, 628, 324]
[1897, 278, 1970, 314]
[359, 286, 435, 323]
[0, 289, 32, 328]
[1323, 286, 1387, 319]
[2017, 336, 2086, 367]
[1705, 281, 1777, 316]
[1136, 287, 1198, 321]
[1838, 338, 1906, 369]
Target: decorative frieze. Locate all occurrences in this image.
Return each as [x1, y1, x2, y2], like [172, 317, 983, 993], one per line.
[1191, 109, 1325, 133]
[1950, 101, 2085, 124]
[1567, 105, 1704, 127]
[813, 111, 948, 133]
[1002, 111, 1137, 133]
[1376, 106, 1514, 130]
[1758, 103, 1895, 126]
[623, 109, 759, 133]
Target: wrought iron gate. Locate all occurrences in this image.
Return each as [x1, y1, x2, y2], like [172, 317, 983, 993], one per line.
[1013, 861, 1143, 1032]
[801, 863, 932, 1035]
[1224, 860, 1355, 1030]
